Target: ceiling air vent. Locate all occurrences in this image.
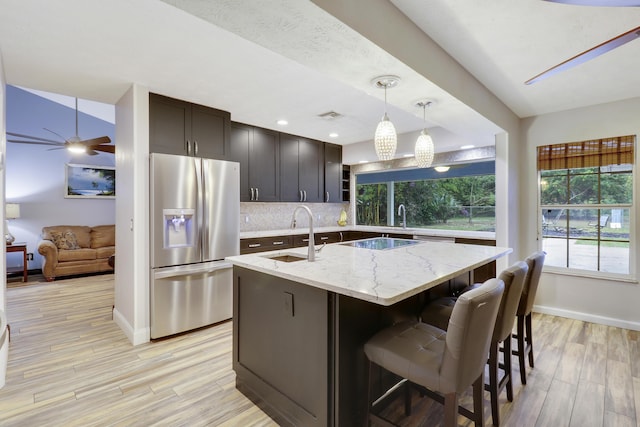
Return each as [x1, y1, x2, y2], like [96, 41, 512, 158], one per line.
[317, 111, 342, 120]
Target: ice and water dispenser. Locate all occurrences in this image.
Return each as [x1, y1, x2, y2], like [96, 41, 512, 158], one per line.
[162, 208, 195, 248]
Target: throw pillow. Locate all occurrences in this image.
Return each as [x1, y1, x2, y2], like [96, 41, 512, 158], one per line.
[50, 230, 81, 250]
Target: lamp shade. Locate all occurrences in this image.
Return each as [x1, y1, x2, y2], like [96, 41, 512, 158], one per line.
[414, 130, 434, 168]
[5, 203, 20, 219]
[374, 113, 397, 161]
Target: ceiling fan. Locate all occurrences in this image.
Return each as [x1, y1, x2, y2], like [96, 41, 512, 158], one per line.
[525, 0, 640, 85]
[6, 98, 115, 155]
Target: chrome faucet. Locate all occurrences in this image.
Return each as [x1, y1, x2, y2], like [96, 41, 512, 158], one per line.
[398, 204, 407, 229]
[291, 205, 316, 261]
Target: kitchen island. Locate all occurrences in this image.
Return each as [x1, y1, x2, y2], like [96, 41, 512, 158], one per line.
[226, 238, 511, 426]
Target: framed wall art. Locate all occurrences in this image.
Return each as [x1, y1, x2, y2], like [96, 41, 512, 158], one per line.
[65, 163, 116, 199]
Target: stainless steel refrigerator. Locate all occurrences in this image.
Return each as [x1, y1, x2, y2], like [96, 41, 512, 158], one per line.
[150, 153, 239, 339]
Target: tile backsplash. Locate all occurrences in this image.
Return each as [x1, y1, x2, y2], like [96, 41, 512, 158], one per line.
[240, 202, 351, 232]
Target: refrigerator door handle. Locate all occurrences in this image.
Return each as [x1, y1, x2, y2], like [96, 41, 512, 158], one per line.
[153, 261, 233, 280]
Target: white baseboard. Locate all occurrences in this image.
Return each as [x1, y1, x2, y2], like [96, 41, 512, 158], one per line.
[113, 307, 150, 345]
[534, 304, 640, 332]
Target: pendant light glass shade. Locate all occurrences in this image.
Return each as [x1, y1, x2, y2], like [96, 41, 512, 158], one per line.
[372, 75, 399, 162]
[374, 113, 397, 161]
[414, 100, 435, 168]
[414, 129, 434, 168]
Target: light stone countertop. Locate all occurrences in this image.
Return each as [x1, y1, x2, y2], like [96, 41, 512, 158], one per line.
[227, 239, 511, 306]
[240, 225, 495, 241]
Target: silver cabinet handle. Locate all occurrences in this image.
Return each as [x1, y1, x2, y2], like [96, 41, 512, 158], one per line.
[302, 238, 309, 242]
[194, 140, 198, 156]
[320, 236, 329, 240]
[339, 232, 343, 242]
[326, 191, 329, 203]
[248, 243, 261, 248]
[255, 187, 259, 201]
[250, 188, 255, 201]
[303, 190, 307, 202]
[272, 241, 285, 245]
[299, 190, 303, 202]
[186, 140, 191, 156]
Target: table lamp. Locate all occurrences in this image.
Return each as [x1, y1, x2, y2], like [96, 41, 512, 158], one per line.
[5, 203, 20, 245]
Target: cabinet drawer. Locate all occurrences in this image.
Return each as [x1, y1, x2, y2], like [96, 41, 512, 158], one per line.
[240, 236, 292, 254]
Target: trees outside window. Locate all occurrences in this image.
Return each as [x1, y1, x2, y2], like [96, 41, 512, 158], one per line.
[538, 136, 634, 275]
[356, 169, 495, 232]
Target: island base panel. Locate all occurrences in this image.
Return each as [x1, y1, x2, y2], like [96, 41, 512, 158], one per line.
[233, 267, 330, 427]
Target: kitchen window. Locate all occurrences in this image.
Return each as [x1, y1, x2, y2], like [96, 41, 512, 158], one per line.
[356, 161, 495, 232]
[538, 135, 635, 275]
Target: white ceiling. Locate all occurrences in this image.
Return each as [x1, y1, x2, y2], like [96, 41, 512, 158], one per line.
[1, 0, 639, 160]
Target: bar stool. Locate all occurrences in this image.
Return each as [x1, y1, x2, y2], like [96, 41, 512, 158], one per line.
[513, 251, 545, 385]
[364, 278, 504, 427]
[420, 262, 528, 426]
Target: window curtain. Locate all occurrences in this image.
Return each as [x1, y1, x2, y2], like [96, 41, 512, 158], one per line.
[537, 135, 635, 171]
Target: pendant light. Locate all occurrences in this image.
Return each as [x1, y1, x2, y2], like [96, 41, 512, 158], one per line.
[414, 100, 435, 168]
[372, 75, 400, 161]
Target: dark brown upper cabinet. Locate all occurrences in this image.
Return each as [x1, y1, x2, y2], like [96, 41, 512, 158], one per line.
[230, 122, 280, 202]
[324, 143, 342, 203]
[149, 93, 230, 160]
[280, 134, 324, 203]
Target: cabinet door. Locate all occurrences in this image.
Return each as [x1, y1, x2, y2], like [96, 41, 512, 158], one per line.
[324, 143, 342, 203]
[149, 94, 190, 155]
[191, 104, 230, 160]
[298, 138, 323, 203]
[230, 123, 252, 202]
[249, 127, 279, 202]
[279, 134, 301, 202]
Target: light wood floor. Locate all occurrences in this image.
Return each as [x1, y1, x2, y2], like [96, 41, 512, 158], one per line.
[0, 275, 638, 426]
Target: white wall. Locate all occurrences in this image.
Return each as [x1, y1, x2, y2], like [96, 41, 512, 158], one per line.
[522, 97, 640, 331]
[113, 84, 150, 345]
[1, 50, 7, 311]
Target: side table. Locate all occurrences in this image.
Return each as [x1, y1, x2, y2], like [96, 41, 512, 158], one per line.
[6, 242, 28, 282]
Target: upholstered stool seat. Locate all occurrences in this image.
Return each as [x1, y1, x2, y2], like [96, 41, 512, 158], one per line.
[513, 251, 546, 385]
[365, 278, 504, 427]
[420, 261, 529, 426]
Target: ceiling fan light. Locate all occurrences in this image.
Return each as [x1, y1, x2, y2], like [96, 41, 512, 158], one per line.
[414, 129, 434, 168]
[374, 113, 397, 161]
[67, 143, 87, 154]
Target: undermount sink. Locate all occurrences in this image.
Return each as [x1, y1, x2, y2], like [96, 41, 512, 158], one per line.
[262, 254, 307, 263]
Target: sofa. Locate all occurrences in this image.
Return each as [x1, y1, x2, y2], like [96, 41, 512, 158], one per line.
[37, 225, 115, 281]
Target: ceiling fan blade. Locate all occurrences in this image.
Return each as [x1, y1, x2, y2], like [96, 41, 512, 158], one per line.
[93, 145, 116, 154]
[525, 25, 640, 85]
[80, 136, 111, 146]
[7, 131, 63, 144]
[8, 139, 64, 147]
[544, 0, 640, 6]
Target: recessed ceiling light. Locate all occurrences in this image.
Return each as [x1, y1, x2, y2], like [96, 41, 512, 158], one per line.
[460, 144, 475, 150]
[329, 132, 339, 138]
[276, 119, 288, 126]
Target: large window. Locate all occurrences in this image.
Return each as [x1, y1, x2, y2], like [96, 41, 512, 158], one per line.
[356, 161, 495, 232]
[538, 136, 634, 275]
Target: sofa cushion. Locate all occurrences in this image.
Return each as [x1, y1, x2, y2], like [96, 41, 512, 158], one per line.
[58, 248, 97, 262]
[43, 226, 91, 248]
[49, 230, 80, 250]
[95, 246, 116, 260]
[91, 225, 115, 249]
